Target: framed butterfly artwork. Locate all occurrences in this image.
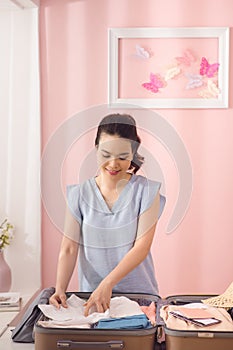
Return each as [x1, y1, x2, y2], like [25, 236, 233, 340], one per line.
[108, 27, 229, 109]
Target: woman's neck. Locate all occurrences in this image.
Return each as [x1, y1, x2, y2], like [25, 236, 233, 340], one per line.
[95, 173, 132, 209]
[96, 172, 132, 191]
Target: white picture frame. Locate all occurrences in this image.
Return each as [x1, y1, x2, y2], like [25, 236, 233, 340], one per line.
[108, 27, 229, 109]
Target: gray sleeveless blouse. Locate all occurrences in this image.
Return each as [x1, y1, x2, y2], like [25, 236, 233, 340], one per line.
[67, 174, 165, 295]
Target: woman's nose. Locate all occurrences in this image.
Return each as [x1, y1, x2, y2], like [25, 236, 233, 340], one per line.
[108, 157, 119, 167]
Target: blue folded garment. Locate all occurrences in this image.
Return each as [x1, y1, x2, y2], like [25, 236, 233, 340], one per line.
[95, 314, 152, 329]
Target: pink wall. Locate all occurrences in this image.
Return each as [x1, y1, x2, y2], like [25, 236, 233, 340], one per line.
[40, 0, 233, 297]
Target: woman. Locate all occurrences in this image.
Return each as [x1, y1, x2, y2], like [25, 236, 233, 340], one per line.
[49, 113, 165, 316]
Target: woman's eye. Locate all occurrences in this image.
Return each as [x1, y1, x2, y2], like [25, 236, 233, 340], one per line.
[101, 154, 128, 160]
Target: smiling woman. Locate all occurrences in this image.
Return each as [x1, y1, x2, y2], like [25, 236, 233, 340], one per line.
[95, 134, 134, 208]
[95, 114, 144, 174]
[94, 114, 141, 208]
[49, 113, 166, 315]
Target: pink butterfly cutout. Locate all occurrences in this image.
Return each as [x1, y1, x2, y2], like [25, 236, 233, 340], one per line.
[200, 57, 220, 78]
[142, 73, 166, 93]
[176, 49, 195, 66]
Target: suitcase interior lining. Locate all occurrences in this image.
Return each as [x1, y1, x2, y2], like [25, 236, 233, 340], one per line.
[36, 292, 159, 331]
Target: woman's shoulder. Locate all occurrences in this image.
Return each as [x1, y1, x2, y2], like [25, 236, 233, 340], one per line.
[67, 177, 93, 188]
[67, 178, 94, 196]
[131, 174, 161, 188]
[133, 175, 165, 216]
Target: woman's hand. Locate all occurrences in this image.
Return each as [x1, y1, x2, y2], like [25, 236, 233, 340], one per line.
[84, 280, 112, 316]
[49, 291, 68, 309]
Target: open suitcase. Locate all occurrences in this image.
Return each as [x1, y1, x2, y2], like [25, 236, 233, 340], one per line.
[34, 292, 162, 350]
[160, 294, 233, 350]
[34, 291, 233, 350]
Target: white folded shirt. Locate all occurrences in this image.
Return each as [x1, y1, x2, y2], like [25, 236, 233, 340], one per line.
[38, 294, 143, 328]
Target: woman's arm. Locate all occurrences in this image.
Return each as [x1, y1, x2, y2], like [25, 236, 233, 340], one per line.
[84, 192, 160, 315]
[49, 206, 80, 308]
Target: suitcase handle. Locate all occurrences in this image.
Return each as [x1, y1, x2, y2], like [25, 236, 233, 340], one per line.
[57, 340, 124, 349]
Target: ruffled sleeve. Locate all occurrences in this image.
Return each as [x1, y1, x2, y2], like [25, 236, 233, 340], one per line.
[139, 179, 166, 219]
[66, 185, 82, 224]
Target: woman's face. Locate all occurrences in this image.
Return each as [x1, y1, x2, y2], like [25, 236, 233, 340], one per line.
[96, 133, 133, 178]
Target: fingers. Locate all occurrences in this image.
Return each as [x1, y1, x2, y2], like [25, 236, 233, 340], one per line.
[84, 299, 110, 317]
[60, 294, 68, 308]
[49, 293, 68, 309]
[49, 295, 60, 309]
[50, 292, 111, 316]
[102, 302, 110, 312]
[83, 301, 93, 317]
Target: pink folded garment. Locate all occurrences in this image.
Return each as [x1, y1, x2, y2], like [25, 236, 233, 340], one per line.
[140, 302, 156, 326]
[160, 304, 233, 332]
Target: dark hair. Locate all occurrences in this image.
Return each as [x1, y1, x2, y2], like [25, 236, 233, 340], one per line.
[95, 113, 144, 173]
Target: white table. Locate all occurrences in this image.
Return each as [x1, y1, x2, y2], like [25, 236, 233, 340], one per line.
[0, 328, 35, 349]
[0, 293, 38, 350]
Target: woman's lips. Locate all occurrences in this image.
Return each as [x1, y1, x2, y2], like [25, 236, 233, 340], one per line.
[106, 169, 120, 175]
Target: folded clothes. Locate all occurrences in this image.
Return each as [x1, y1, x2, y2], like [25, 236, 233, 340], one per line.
[141, 302, 156, 326]
[38, 295, 145, 329]
[160, 303, 233, 332]
[94, 314, 152, 329]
